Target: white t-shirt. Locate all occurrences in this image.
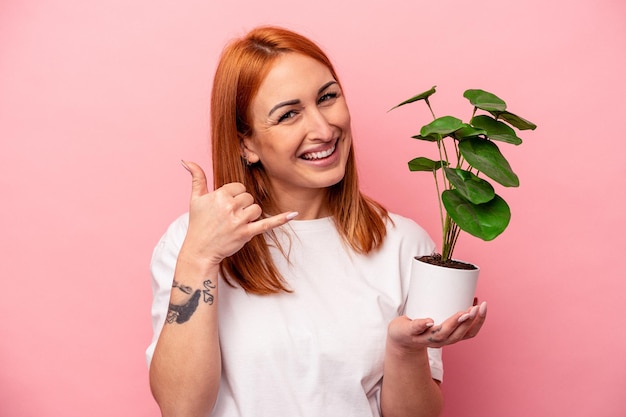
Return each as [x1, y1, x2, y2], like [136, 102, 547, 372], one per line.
[147, 212, 443, 417]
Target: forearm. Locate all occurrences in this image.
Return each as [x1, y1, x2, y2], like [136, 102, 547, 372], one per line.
[380, 341, 443, 417]
[149, 255, 222, 417]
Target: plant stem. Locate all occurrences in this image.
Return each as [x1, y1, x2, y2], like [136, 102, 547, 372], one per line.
[442, 216, 461, 261]
[449, 222, 460, 259]
[442, 214, 452, 261]
[432, 169, 445, 250]
[425, 98, 436, 119]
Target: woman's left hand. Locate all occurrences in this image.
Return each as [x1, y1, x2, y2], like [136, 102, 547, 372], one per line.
[387, 301, 487, 351]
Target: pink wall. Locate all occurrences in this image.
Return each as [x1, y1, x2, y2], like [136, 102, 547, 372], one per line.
[1, 1, 625, 416]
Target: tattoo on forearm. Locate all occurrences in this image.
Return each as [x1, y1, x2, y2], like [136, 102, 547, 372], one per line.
[167, 290, 201, 324]
[172, 280, 193, 294]
[202, 280, 216, 304]
[166, 279, 216, 324]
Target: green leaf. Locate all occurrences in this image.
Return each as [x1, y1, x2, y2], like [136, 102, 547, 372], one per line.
[389, 86, 437, 111]
[442, 190, 511, 241]
[453, 124, 486, 140]
[491, 110, 537, 130]
[411, 134, 440, 142]
[463, 89, 507, 112]
[408, 157, 447, 172]
[420, 116, 464, 137]
[444, 168, 495, 204]
[471, 115, 522, 145]
[458, 138, 519, 187]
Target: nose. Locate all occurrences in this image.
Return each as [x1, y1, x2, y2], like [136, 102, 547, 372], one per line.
[305, 107, 334, 142]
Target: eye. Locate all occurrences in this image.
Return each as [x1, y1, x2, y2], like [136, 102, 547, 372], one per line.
[277, 109, 299, 123]
[318, 92, 338, 105]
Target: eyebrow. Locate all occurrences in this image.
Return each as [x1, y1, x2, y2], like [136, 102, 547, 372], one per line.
[267, 80, 338, 117]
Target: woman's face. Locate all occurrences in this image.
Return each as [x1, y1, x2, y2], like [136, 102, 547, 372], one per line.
[243, 53, 352, 209]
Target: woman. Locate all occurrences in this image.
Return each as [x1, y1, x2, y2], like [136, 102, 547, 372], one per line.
[147, 26, 486, 417]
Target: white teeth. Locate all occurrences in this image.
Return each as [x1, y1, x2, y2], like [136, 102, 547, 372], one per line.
[302, 145, 335, 160]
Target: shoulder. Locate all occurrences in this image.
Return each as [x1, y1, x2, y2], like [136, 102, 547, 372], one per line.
[150, 213, 190, 285]
[386, 212, 431, 239]
[158, 213, 189, 244]
[151, 213, 189, 261]
[384, 212, 436, 255]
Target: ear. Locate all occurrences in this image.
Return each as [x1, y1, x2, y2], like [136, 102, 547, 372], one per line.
[240, 134, 260, 164]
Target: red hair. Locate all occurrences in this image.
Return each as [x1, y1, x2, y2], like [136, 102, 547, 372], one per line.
[211, 26, 389, 294]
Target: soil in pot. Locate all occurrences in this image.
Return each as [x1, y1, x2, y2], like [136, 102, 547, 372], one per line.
[417, 254, 478, 270]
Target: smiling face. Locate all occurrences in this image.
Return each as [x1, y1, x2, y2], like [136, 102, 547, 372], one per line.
[242, 53, 352, 217]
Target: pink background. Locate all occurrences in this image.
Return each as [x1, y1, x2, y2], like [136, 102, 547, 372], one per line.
[1, 0, 625, 416]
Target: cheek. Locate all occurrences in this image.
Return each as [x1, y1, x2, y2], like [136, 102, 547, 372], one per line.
[340, 112, 352, 139]
[323, 107, 351, 134]
[338, 103, 352, 130]
[259, 136, 300, 160]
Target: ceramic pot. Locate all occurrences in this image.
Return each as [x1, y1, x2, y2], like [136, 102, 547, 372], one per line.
[404, 257, 479, 324]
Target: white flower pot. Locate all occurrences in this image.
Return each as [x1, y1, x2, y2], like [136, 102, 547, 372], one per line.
[404, 257, 479, 324]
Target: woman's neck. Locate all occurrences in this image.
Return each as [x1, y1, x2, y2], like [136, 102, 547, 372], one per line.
[272, 188, 330, 220]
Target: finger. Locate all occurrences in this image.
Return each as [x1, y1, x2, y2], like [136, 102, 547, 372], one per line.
[232, 191, 255, 210]
[479, 300, 487, 317]
[457, 304, 480, 325]
[241, 203, 263, 222]
[463, 302, 488, 339]
[220, 181, 247, 197]
[462, 316, 485, 340]
[426, 302, 487, 346]
[426, 308, 474, 344]
[409, 318, 435, 335]
[247, 211, 299, 236]
[447, 304, 483, 341]
[181, 160, 208, 198]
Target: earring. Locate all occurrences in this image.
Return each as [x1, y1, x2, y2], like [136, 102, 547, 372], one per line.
[242, 155, 252, 166]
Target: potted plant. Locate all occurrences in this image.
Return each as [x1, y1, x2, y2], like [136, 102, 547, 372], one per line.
[390, 86, 536, 323]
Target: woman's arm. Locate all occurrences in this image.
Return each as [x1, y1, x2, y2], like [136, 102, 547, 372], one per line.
[150, 255, 222, 417]
[381, 303, 487, 417]
[149, 161, 297, 417]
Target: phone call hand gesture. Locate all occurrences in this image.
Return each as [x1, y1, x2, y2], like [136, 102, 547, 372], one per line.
[179, 161, 297, 267]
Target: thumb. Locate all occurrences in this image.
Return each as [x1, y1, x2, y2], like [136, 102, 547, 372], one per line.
[181, 160, 208, 198]
[410, 317, 436, 335]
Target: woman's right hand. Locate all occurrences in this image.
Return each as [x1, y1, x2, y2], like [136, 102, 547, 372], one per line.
[179, 161, 297, 267]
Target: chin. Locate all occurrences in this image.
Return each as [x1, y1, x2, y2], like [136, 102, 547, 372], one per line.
[322, 168, 348, 189]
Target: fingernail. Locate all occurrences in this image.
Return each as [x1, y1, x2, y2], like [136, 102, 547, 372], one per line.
[285, 212, 299, 220]
[425, 322, 435, 328]
[180, 160, 191, 172]
[469, 305, 479, 319]
[458, 313, 471, 323]
[479, 301, 488, 317]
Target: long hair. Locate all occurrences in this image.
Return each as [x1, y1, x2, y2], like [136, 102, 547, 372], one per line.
[211, 26, 389, 294]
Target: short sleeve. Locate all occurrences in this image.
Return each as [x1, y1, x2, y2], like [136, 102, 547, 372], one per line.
[427, 347, 443, 382]
[145, 214, 189, 367]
